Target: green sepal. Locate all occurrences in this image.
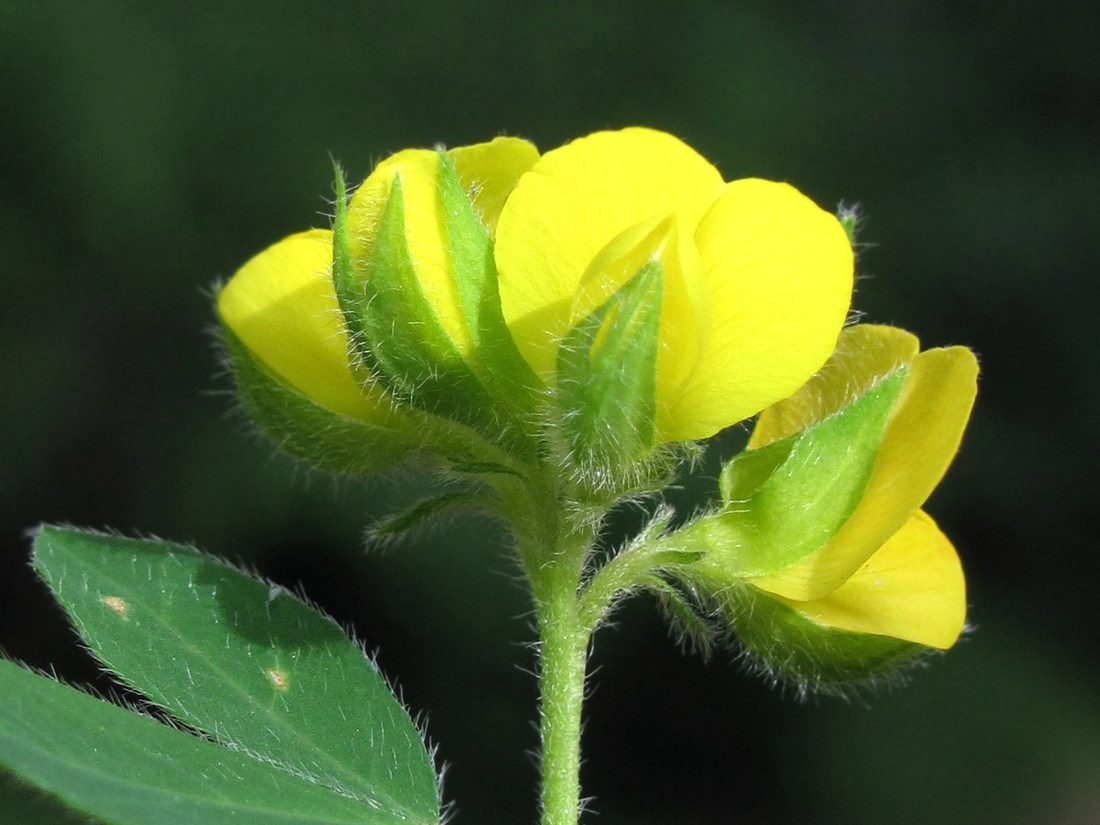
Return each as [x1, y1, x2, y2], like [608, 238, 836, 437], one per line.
[366, 489, 496, 546]
[686, 368, 907, 578]
[331, 167, 522, 452]
[713, 583, 926, 689]
[647, 577, 718, 659]
[435, 151, 541, 424]
[448, 460, 528, 479]
[556, 261, 662, 488]
[220, 323, 416, 476]
[837, 203, 862, 247]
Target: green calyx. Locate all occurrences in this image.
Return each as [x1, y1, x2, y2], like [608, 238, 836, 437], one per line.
[686, 368, 907, 579]
[435, 150, 543, 424]
[331, 163, 536, 457]
[712, 582, 926, 689]
[332, 170, 493, 429]
[218, 323, 416, 476]
[555, 261, 663, 491]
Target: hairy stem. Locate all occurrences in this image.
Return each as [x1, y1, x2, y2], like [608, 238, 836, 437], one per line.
[538, 588, 589, 825]
[531, 523, 593, 825]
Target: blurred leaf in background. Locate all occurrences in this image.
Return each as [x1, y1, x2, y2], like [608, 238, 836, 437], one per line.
[1, 2, 1097, 823]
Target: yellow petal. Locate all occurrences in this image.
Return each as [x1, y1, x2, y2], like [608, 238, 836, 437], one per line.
[752, 342, 978, 599]
[496, 127, 725, 380]
[217, 229, 389, 422]
[451, 137, 539, 235]
[662, 179, 854, 441]
[749, 324, 919, 449]
[770, 511, 967, 649]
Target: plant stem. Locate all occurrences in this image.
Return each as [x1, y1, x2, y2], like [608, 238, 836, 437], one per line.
[537, 579, 589, 825]
[525, 513, 594, 825]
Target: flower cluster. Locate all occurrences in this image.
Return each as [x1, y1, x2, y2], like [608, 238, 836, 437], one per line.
[217, 127, 976, 686]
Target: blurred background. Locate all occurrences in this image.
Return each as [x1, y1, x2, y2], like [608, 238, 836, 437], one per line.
[1, 2, 1097, 823]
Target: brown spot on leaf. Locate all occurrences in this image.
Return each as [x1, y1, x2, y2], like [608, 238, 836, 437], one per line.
[266, 668, 289, 691]
[100, 596, 129, 619]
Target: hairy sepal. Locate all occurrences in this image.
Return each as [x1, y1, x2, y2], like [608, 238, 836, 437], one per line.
[435, 151, 542, 430]
[332, 166, 522, 451]
[555, 261, 663, 493]
[220, 324, 416, 476]
[685, 368, 907, 578]
[710, 582, 928, 694]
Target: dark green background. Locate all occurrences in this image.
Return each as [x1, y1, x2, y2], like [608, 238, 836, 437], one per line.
[2, 2, 1097, 823]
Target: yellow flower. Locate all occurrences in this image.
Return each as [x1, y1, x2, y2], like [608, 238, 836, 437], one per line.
[219, 129, 858, 478]
[739, 324, 978, 652]
[494, 127, 855, 442]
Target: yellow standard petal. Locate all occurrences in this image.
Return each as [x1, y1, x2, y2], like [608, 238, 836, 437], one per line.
[347, 138, 538, 358]
[496, 127, 725, 381]
[663, 179, 854, 442]
[217, 229, 391, 422]
[751, 329, 979, 600]
[770, 510, 967, 649]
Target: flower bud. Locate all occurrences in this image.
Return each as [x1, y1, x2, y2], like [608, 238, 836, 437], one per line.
[672, 324, 977, 685]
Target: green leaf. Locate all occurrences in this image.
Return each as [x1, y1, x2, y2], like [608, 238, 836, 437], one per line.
[331, 167, 506, 443]
[556, 261, 662, 484]
[0, 769, 101, 824]
[220, 324, 416, 476]
[698, 369, 907, 577]
[32, 526, 439, 825]
[0, 660, 412, 824]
